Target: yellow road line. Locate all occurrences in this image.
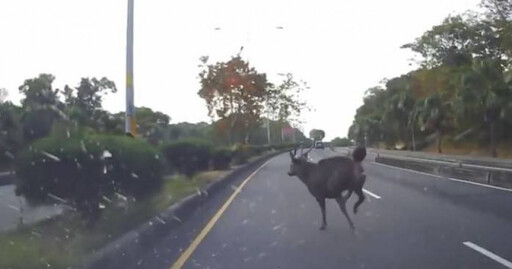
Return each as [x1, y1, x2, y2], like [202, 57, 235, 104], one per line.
[170, 159, 272, 269]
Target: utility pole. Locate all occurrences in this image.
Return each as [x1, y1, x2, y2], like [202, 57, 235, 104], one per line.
[125, 0, 137, 136]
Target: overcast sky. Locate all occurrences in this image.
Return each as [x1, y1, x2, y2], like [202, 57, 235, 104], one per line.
[0, 0, 480, 140]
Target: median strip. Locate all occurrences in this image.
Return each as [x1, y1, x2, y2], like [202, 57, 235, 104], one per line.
[463, 241, 512, 268]
[373, 161, 512, 193]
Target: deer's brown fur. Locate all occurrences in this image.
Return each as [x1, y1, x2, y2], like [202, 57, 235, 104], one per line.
[287, 147, 366, 230]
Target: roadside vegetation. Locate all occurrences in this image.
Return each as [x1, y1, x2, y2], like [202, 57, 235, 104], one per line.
[0, 52, 309, 268]
[349, 0, 512, 158]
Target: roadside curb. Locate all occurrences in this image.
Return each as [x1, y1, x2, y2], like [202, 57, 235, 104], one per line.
[375, 155, 512, 189]
[83, 150, 284, 269]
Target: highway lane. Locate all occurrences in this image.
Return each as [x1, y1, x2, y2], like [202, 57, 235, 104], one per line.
[128, 149, 512, 269]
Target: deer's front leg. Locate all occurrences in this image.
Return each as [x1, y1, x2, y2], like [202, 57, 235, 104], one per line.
[316, 197, 327, 230]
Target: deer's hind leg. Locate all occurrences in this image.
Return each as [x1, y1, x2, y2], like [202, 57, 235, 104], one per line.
[353, 175, 367, 214]
[335, 195, 354, 229]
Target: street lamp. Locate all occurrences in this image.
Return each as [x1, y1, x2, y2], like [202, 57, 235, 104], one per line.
[125, 0, 137, 136]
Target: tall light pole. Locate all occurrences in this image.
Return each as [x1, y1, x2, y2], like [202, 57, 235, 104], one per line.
[125, 0, 137, 136]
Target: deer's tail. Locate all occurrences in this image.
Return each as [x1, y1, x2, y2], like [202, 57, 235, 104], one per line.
[352, 146, 366, 162]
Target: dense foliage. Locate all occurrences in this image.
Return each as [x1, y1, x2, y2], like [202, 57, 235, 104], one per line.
[0, 52, 308, 223]
[349, 0, 512, 156]
[161, 139, 213, 177]
[330, 137, 353, 147]
[15, 133, 163, 218]
[198, 55, 308, 145]
[211, 148, 233, 170]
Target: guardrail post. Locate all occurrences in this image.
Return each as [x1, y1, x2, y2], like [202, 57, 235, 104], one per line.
[486, 171, 492, 184]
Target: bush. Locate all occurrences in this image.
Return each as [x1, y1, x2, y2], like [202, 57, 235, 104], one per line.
[15, 134, 163, 219]
[272, 144, 295, 150]
[247, 145, 264, 156]
[212, 148, 232, 170]
[231, 144, 268, 164]
[231, 144, 250, 165]
[161, 139, 212, 177]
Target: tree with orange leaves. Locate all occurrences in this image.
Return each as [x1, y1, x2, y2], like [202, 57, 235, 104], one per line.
[198, 54, 268, 144]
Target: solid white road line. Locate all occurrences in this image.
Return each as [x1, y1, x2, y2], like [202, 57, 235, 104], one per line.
[373, 162, 512, 193]
[363, 188, 381, 199]
[463, 241, 512, 268]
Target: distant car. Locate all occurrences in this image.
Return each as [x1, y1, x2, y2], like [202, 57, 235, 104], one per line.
[315, 141, 325, 149]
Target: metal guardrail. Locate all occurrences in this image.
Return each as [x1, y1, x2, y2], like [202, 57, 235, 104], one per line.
[375, 153, 512, 174]
[337, 147, 512, 187]
[340, 146, 512, 173]
[373, 152, 512, 188]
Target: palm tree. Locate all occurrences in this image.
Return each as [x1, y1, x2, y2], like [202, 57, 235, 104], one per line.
[419, 94, 450, 153]
[460, 58, 512, 157]
[407, 104, 423, 151]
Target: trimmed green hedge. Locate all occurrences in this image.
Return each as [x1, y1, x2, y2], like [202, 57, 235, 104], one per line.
[212, 148, 232, 170]
[231, 144, 251, 165]
[161, 139, 213, 177]
[15, 134, 163, 218]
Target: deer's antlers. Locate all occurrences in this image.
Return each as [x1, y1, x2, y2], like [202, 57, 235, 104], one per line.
[302, 143, 314, 156]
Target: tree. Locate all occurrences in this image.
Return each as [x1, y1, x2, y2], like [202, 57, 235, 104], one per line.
[402, 15, 479, 68]
[349, 87, 388, 146]
[198, 54, 268, 144]
[18, 74, 64, 142]
[0, 101, 23, 161]
[330, 137, 352, 147]
[94, 110, 124, 135]
[480, 0, 512, 61]
[62, 77, 117, 127]
[459, 58, 512, 156]
[136, 107, 171, 145]
[19, 74, 60, 109]
[382, 75, 415, 146]
[349, 2, 512, 156]
[404, 10, 512, 155]
[309, 129, 325, 141]
[481, 0, 512, 21]
[168, 122, 211, 142]
[418, 94, 450, 153]
[266, 73, 308, 124]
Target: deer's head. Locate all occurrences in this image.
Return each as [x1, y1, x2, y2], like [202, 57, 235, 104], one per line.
[287, 146, 312, 177]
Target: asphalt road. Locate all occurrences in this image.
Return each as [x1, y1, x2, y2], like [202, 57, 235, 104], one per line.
[0, 184, 64, 231]
[125, 149, 512, 269]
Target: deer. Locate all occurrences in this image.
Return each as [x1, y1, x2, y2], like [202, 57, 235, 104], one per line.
[287, 146, 367, 230]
